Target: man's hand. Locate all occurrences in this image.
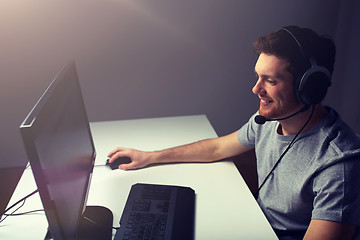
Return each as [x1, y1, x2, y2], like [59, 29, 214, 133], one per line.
[107, 147, 153, 170]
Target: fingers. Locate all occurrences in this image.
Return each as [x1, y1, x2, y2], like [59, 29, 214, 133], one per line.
[107, 147, 127, 159]
[119, 162, 134, 171]
[119, 160, 145, 171]
[107, 147, 130, 163]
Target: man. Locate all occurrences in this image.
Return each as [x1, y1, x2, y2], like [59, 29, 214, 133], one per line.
[108, 26, 360, 240]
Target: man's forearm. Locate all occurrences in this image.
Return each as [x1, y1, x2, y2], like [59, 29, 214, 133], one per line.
[148, 138, 221, 165]
[147, 131, 251, 165]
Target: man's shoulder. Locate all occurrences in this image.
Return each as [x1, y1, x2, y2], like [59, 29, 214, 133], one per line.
[322, 108, 360, 152]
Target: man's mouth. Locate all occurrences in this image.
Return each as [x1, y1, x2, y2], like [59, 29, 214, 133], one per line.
[260, 98, 273, 106]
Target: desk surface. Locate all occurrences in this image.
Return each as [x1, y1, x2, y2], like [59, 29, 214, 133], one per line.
[0, 115, 277, 239]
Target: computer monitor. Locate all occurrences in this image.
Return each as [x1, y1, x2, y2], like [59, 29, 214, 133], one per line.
[20, 61, 111, 240]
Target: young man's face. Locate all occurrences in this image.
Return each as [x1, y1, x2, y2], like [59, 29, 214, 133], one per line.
[252, 53, 302, 119]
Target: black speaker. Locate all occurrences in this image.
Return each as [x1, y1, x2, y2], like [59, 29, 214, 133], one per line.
[280, 27, 331, 105]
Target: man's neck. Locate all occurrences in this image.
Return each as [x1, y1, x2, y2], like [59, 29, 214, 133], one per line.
[278, 105, 328, 136]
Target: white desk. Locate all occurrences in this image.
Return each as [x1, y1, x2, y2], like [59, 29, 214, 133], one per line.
[0, 115, 277, 239]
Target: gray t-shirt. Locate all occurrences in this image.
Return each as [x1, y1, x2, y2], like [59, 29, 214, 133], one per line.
[237, 107, 360, 232]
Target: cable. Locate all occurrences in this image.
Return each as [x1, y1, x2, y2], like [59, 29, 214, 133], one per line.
[25, 162, 31, 169]
[0, 189, 39, 224]
[83, 216, 120, 230]
[0, 200, 26, 224]
[3, 209, 44, 216]
[255, 105, 315, 198]
[0, 188, 120, 231]
[94, 164, 107, 167]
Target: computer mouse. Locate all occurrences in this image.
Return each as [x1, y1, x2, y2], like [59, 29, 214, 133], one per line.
[105, 156, 132, 170]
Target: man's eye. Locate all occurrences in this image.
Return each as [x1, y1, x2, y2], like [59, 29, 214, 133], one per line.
[267, 79, 276, 85]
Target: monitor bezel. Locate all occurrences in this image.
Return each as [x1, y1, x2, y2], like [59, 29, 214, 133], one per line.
[20, 61, 95, 239]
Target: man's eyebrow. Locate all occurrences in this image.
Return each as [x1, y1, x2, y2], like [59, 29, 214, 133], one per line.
[255, 70, 287, 80]
[254, 71, 281, 80]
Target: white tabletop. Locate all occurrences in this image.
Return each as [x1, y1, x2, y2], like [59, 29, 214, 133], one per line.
[0, 115, 277, 239]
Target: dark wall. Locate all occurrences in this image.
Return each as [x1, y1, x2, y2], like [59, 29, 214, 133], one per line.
[3, 0, 358, 168]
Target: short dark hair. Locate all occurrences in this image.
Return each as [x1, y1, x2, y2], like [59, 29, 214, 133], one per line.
[253, 26, 336, 81]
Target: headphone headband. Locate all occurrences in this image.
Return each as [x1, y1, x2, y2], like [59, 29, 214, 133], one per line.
[278, 26, 332, 105]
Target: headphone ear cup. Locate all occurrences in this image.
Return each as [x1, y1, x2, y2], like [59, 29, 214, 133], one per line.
[280, 26, 333, 105]
[297, 66, 331, 105]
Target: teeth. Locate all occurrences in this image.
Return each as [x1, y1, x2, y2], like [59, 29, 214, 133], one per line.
[261, 99, 270, 103]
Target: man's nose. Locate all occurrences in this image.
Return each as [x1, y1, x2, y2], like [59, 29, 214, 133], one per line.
[252, 79, 264, 95]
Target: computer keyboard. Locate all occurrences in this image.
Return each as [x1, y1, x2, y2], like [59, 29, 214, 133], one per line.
[114, 183, 195, 240]
[123, 212, 167, 239]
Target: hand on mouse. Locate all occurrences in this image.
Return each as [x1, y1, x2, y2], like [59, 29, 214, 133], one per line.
[107, 147, 152, 170]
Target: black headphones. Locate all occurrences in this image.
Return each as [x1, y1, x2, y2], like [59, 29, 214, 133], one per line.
[279, 26, 332, 105]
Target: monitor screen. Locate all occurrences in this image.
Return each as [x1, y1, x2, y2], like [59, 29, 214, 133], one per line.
[20, 61, 95, 239]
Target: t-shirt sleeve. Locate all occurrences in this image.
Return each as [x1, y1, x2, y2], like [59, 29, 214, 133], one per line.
[237, 112, 258, 149]
[311, 156, 360, 225]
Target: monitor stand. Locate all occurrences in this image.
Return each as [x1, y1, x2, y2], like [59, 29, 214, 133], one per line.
[44, 206, 113, 240]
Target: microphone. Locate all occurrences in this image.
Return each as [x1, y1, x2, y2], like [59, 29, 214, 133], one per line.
[254, 115, 267, 124]
[255, 105, 310, 125]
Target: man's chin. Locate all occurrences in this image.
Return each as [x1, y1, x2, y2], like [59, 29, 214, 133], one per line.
[258, 108, 274, 119]
[259, 105, 302, 120]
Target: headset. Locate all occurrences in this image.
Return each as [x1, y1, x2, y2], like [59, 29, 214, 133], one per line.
[279, 26, 332, 106]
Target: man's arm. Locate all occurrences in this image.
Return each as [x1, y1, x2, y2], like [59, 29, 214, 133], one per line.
[303, 219, 355, 240]
[107, 131, 252, 170]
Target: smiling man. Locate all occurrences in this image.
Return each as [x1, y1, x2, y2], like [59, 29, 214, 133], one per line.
[108, 26, 360, 240]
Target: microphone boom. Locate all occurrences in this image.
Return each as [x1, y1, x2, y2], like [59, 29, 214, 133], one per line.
[254, 105, 310, 125]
